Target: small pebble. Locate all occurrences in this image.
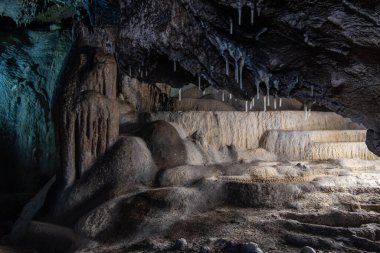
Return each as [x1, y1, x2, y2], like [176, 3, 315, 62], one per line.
[174, 238, 188, 250]
[199, 245, 211, 253]
[241, 242, 264, 253]
[300, 246, 316, 253]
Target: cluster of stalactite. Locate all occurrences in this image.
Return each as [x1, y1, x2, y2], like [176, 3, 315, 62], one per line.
[57, 47, 119, 189]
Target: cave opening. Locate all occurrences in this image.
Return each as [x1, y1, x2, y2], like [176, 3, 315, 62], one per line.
[1, 1, 380, 253]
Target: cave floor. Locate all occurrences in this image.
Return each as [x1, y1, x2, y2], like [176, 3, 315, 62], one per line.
[78, 159, 380, 253]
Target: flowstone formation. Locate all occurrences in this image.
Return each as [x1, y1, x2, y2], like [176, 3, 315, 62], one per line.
[1, 1, 380, 253]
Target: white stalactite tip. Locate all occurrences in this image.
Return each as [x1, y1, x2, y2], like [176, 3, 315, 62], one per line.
[264, 96, 267, 112]
[251, 8, 254, 25]
[304, 104, 308, 120]
[245, 101, 248, 112]
[230, 18, 233, 35]
[279, 98, 282, 108]
[238, 7, 242, 25]
[225, 57, 229, 76]
[229, 93, 232, 100]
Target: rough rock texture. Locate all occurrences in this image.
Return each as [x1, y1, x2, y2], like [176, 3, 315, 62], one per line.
[65, 0, 380, 156]
[48, 136, 157, 224]
[0, 29, 72, 194]
[57, 47, 119, 189]
[138, 120, 187, 169]
[120, 76, 171, 112]
[262, 130, 377, 160]
[150, 111, 360, 150]
[74, 185, 222, 244]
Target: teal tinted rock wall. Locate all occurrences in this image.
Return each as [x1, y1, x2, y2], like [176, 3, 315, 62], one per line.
[0, 29, 72, 193]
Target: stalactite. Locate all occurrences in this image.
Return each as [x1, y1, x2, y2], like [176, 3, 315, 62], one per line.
[239, 57, 245, 89]
[225, 56, 230, 76]
[311, 85, 314, 97]
[179, 88, 182, 101]
[222, 91, 225, 101]
[174, 60, 177, 72]
[264, 96, 267, 112]
[250, 5, 255, 25]
[252, 97, 255, 107]
[198, 74, 201, 90]
[304, 104, 308, 120]
[229, 93, 232, 100]
[234, 59, 239, 83]
[279, 98, 282, 108]
[230, 18, 233, 35]
[274, 96, 277, 110]
[255, 78, 260, 99]
[238, 7, 242, 25]
[245, 101, 248, 112]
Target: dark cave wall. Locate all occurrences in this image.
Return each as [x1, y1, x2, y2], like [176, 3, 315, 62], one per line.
[0, 29, 72, 193]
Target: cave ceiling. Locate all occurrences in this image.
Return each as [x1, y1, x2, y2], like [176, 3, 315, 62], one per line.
[1, 0, 380, 155]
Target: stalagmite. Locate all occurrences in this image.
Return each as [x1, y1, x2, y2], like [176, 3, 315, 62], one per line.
[279, 98, 282, 108]
[245, 101, 248, 112]
[264, 96, 267, 112]
[230, 18, 233, 35]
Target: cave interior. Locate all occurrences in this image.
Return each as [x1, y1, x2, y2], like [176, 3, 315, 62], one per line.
[1, 0, 380, 253]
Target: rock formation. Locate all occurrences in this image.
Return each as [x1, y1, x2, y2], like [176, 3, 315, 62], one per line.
[1, 1, 380, 253]
[57, 47, 119, 189]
